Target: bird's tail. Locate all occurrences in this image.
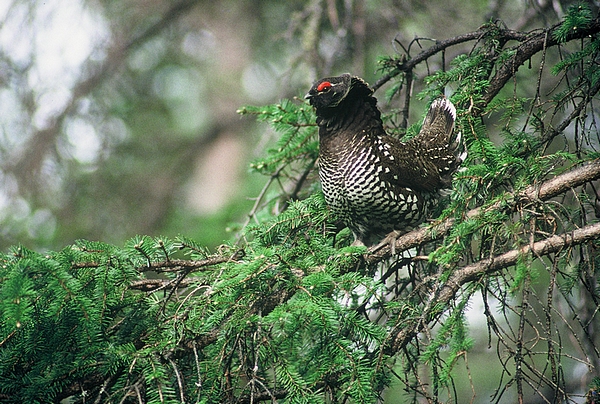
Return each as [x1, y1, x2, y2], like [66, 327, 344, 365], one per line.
[420, 98, 466, 187]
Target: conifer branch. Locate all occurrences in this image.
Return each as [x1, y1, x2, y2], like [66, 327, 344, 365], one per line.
[372, 30, 491, 91]
[372, 16, 600, 108]
[138, 256, 235, 273]
[540, 79, 600, 145]
[4, 4, 600, 402]
[483, 17, 600, 107]
[388, 220, 600, 353]
[367, 159, 600, 263]
[129, 278, 196, 291]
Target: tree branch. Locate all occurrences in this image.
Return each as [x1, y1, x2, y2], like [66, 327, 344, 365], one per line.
[367, 159, 600, 263]
[372, 30, 488, 91]
[138, 256, 234, 273]
[388, 220, 600, 353]
[371, 17, 600, 111]
[372, 26, 533, 91]
[197, 218, 600, 401]
[129, 278, 196, 291]
[540, 78, 600, 145]
[483, 17, 600, 106]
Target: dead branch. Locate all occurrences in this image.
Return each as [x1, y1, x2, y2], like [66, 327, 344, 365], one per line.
[483, 18, 600, 107]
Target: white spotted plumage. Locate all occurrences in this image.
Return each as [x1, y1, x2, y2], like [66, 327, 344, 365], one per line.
[307, 74, 466, 245]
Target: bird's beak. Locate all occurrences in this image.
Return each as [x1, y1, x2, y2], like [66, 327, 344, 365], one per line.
[304, 92, 313, 100]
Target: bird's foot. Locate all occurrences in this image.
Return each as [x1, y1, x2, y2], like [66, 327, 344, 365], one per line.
[374, 230, 402, 255]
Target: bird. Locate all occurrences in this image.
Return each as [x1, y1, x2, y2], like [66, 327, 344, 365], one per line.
[305, 73, 465, 246]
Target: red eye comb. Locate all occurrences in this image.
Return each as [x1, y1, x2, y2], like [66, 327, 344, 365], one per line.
[317, 81, 332, 92]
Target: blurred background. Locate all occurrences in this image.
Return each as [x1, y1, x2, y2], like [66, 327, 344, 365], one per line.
[0, 0, 583, 251]
[3, 2, 599, 402]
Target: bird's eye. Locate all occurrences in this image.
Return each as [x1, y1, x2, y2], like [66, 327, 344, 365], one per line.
[317, 81, 332, 92]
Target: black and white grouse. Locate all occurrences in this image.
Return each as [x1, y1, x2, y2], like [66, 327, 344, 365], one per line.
[305, 73, 465, 245]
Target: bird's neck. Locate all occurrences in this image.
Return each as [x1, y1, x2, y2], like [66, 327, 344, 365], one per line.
[316, 95, 383, 143]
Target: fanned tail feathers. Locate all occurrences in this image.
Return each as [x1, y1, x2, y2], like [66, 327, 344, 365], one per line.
[419, 97, 466, 186]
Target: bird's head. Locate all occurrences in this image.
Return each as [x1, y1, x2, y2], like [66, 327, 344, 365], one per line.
[305, 74, 371, 109]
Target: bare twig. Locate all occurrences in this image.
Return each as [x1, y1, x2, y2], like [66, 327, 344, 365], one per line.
[371, 17, 600, 117]
[484, 18, 600, 107]
[372, 27, 529, 91]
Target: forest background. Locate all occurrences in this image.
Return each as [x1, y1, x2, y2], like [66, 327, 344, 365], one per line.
[0, 0, 559, 251]
[1, 0, 600, 403]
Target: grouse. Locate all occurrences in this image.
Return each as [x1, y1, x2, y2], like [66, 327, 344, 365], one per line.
[305, 73, 465, 245]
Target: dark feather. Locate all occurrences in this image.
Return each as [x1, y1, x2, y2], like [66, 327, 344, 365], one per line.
[307, 74, 465, 244]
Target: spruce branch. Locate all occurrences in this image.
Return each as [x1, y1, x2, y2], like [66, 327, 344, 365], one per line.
[367, 159, 600, 263]
[483, 17, 600, 107]
[387, 220, 600, 353]
[4, 4, 600, 402]
[129, 278, 199, 292]
[138, 256, 238, 273]
[373, 30, 490, 90]
[540, 78, 600, 145]
[372, 16, 600, 111]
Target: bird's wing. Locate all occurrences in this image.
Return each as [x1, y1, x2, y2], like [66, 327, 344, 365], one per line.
[375, 134, 444, 193]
